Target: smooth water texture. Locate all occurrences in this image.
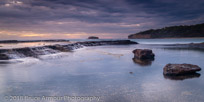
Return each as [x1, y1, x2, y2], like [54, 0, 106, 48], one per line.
[0, 39, 204, 102]
[130, 38, 204, 44]
[0, 38, 204, 49]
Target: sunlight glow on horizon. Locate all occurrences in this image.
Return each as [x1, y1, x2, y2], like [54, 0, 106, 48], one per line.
[0, 30, 123, 40]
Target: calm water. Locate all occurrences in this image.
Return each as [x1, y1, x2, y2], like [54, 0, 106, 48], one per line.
[0, 39, 204, 102]
[1, 38, 204, 49]
[130, 38, 204, 44]
[69, 38, 204, 44]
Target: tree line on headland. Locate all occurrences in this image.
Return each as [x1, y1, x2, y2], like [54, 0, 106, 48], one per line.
[128, 23, 204, 39]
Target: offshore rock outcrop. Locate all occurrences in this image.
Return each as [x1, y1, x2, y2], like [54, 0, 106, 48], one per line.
[163, 63, 201, 75]
[132, 49, 155, 60]
[0, 40, 138, 60]
[132, 49, 155, 66]
[88, 36, 99, 39]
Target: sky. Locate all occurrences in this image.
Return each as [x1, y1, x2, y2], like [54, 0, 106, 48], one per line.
[0, 0, 204, 40]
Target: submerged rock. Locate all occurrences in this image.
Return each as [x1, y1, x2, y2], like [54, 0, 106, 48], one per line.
[129, 72, 133, 74]
[163, 63, 201, 75]
[88, 36, 99, 39]
[132, 49, 155, 60]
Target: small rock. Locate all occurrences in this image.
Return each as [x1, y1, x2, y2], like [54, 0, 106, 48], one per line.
[163, 63, 201, 75]
[132, 49, 155, 60]
[129, 72, 133, 74]
[88, 36, 99, 39]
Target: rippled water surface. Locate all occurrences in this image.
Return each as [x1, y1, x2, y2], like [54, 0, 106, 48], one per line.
[0, 40, 204, 102]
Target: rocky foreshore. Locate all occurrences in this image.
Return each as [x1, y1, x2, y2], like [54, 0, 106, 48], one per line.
[162, 42, 204, 50]
[0, 40, 138, 60]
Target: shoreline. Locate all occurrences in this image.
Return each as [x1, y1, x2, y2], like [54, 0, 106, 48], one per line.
[128, 37, 204, 39]
[1, 40, 204, 60]
[0, 40, 138, 60]
[1, 37, 204, 43]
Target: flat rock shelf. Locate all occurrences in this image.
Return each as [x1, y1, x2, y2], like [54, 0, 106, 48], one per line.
[0, 40, 138, 60]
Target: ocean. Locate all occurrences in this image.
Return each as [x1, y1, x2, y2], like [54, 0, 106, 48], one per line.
[0, 38, 204, 102]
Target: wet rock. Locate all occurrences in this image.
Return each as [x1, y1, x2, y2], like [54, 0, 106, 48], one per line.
[129, 72, 133, 74]
[164, 73, 200, 80]
[83, 40, 136, 45]
[132, 49, 155, 60]
[14, 47, 37, 57]
[163, 63, 201, 75]
[47, 44, 70, 52]
[79, 40, 138, 46]
[88, 36, 99, 39]
[0, 40, 138, 60]
[0, 54, 9, 60]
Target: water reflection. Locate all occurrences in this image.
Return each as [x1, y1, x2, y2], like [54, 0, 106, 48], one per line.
[163, 73, 201, 81]
[132, 58, 154, 66]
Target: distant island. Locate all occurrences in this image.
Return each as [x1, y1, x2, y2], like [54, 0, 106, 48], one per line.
[128, 23, 204, 39]
[88, 36, 99, 39]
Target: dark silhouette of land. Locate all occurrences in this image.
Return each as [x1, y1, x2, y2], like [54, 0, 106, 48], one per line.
[128, 23, 204, 39]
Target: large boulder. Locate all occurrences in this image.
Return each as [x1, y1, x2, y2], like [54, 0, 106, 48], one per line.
[0, 54, 9, 60]
[88, 36, 99, 39]
[132, 49, 155, 60]
[163, 63, 201, 75]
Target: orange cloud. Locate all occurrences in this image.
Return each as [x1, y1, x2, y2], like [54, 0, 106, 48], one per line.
[0, 30, 123, 40]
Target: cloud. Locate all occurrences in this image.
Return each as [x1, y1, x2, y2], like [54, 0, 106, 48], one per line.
[0, 0, 204, 39]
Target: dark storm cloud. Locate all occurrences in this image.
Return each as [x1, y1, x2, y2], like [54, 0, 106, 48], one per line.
[0, 0, 204, 39]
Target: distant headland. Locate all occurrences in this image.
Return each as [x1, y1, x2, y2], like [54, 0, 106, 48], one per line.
[128, 23, 204, 39]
